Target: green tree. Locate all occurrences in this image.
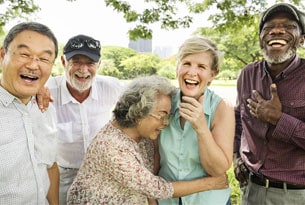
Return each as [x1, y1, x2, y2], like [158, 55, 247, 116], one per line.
[121, 53, 160, 79]
[101, 46, 137, 74]
[99, 58, 123, 78]
[0, 0, 39, 28]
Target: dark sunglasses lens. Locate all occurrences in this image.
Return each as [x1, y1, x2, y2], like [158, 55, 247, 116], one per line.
[70, 39, 84, 49]
[87, 39, 100, 49]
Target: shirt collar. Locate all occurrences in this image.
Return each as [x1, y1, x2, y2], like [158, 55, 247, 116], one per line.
[263, 55, 300, 81]
[0, 85, 35, 108]
[60, 76, 98, 105]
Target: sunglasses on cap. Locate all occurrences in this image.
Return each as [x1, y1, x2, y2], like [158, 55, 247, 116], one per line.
[69, 38, 101, 50]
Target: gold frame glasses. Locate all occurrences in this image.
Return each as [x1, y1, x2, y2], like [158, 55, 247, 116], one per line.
[149, 113, 171, 124]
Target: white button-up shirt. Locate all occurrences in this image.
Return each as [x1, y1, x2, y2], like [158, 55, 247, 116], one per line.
[47, 75, 124, 168]
[0, 86, 57, 205]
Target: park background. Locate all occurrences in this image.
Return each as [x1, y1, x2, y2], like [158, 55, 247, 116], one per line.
[1, 0, 305, 204]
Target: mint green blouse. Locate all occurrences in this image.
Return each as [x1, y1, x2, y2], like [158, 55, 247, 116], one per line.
[158, 88, 230, 205]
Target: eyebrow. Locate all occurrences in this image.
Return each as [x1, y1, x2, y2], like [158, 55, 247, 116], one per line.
[16, 44, 54, 56]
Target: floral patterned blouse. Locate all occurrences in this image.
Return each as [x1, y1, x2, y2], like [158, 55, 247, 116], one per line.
[67, 121, 174, 204]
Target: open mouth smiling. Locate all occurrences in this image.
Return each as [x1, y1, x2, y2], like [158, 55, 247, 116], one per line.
[185, 79, 199, 86]
[267, 39, 287, 47]
[20, 74, 39, 81]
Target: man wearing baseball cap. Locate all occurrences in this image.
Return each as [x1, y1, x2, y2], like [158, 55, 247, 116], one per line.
[45, 34, 124, 204]
[234, 3, 305, 205]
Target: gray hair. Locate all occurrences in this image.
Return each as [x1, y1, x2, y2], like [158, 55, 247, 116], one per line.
[177, 36, 222, 76]
[3, 22, 58, 59]
[113, 75, 177, 127]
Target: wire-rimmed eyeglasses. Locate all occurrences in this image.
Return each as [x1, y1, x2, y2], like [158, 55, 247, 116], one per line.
[69, 39, 101, 50]
[149, 113, 171, 124]
[8, 49, 54, 67]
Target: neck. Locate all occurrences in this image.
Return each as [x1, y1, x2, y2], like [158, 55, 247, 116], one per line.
[112, 120, 141, 142]
[66, 83, 90, 103]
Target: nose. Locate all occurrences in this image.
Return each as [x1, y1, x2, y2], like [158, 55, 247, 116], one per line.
[78, 63, 90, 72]
[25, 57, 40, 69]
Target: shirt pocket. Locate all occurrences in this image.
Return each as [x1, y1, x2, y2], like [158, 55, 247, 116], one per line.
[57, 121, 73, 143]
[281, 100, 305, 121]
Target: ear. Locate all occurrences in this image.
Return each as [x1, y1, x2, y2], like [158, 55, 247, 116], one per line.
[0, 47, 6, 64]
[208, 71, 216, 84]
[61, 55, 66, 67]
[299, 34, 305, 47]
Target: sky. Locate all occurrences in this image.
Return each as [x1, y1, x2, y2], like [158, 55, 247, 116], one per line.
[4, 0, 207, 51]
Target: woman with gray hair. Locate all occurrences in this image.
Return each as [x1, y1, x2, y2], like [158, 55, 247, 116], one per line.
[67, 75, 228, 204]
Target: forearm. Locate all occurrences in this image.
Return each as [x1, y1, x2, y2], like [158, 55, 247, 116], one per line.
[273, 113, 305, 150]
[47, 162, 59, 205]
[171, 175, 227, 197]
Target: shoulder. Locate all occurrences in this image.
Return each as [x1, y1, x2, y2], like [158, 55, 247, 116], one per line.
[240, 61, 263, 73]
[94, 75, 125, 90]
[46, 75, 64, 89]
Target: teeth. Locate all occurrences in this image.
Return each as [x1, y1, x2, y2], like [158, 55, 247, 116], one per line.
[268, 39, 287, 45]
[21, 74, 38, 79]
[185, 79, 198, 84]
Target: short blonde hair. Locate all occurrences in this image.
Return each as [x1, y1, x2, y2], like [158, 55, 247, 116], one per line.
[177, 36, 222, 76]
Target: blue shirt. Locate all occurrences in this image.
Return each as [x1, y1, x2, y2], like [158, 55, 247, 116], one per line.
[158, 88, 230, 205]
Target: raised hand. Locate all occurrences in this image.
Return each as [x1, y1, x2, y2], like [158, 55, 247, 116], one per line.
[179, 95, 206, 130]
[246, 83, 282, 125]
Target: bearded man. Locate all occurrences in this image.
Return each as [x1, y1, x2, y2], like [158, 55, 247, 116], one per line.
[233, 3, 305, 205]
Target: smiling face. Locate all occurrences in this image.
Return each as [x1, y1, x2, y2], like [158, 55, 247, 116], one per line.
[64, 54, 98, 93]
[177, 52, 215, 99]
[259, 12, 304, 64]
[0, 30, 56, 104]
[137, 93, 171, 140]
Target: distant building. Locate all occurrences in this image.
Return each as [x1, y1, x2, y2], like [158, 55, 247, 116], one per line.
[128, 38, 175, 58]
[128, 38, 152, 53]
[153, 46, 175, 59]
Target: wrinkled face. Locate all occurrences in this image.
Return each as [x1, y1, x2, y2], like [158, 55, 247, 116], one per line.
[64, 54, 99, 92]
[259, 12, 304, 64]
[137, 94, 171, 140]
[177, 52, 215, 100]
[0, 30, 55, 104]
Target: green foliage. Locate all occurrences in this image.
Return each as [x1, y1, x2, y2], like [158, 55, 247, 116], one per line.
[121, 53, 160, 79]
[101, 46, 137, 74]
[0, 0, 39, 27]
[157, 61, 176, 79]
[99, 58, 123, 77]
[104, 0, 193, 40]
[227, 165, 241, 205]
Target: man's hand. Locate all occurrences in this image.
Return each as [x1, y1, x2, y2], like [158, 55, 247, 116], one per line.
[247, 83, 282, 125]
[36, 86, 54, 112]
[233, 153, 249, 187]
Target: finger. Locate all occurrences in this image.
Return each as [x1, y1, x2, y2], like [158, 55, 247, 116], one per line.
[42, 88, 51, 109]
[37, 93, 44, 109]
[252, 90, 264, 103]
[181, 96, 198, 106]
[270, 83, 279, 102]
